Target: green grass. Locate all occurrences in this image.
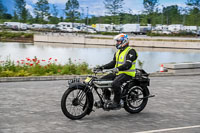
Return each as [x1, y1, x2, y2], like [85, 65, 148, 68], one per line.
[147, 31, 197, 37]
[0, 57, 92, 77]
[0, 31, 33, 39]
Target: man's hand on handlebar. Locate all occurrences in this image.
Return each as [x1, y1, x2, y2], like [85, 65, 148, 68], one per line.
[111, 68, 119, 74]
[93, 66, 104, 72]
[93, 67, 119, 74]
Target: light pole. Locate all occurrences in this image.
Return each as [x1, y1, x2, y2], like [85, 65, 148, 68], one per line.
[80, 7, 84, 20]
[62, 9, 65, 21]
[137, 11, 140, 24]
[86, 7, 89, 33]
[182, 7, 187, 25]
[86, 7, 89, 25]
[162, 5, 164, 25]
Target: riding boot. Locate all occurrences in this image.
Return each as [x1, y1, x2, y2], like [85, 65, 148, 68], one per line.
[113, 87, 121, 105]
[103, 89, 111, 100]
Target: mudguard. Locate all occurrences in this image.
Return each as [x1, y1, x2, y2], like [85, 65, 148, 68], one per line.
[69, 82, 94, 115]
[122, 81, 150, 98]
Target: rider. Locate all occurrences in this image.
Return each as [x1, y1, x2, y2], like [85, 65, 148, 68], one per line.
[96, 33, 138, 109]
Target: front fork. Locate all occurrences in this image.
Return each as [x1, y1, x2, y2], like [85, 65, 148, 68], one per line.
[93, 87, 105, 108]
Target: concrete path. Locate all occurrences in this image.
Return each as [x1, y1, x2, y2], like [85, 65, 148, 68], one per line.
[0, 76, 200, 133]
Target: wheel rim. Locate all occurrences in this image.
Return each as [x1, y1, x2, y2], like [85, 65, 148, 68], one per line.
[127, 86, 144, 110]
[65, 89, 88, 117]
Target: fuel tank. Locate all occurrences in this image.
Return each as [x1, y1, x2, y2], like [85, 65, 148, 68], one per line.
[93, 80, 113, 88]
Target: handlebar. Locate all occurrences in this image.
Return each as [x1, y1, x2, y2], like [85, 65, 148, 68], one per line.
[92, 69, 114, 75]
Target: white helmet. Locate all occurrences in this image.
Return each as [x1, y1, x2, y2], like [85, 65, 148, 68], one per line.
[114, 33, 129, 49]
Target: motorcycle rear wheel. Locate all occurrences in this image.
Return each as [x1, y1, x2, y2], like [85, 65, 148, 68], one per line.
[124, 86, 148, 113]
[61, 87, 90, 120]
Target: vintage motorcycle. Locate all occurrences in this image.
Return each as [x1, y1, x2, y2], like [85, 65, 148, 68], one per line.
[61, 69, 154, 120]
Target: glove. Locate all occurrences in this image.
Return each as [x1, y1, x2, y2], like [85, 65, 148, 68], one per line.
[112, 68, 119, 74]
[93, 66, 103, 72]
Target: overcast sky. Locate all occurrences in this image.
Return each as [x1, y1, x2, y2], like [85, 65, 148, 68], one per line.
[3, 0, 188, 17]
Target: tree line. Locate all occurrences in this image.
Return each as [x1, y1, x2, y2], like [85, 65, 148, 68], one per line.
[0, 0, 200, 26]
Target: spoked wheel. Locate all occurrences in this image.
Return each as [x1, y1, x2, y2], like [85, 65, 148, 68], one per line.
[124, 86, 148, 113]
[61, 87, 90, 120]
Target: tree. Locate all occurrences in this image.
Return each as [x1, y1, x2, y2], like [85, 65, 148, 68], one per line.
[34, 0, 50, 23]
[185, 8, 200, 26]
[13, 11, 18, 21]
[14, 0, 28, 22]
[163, 5, 181, 25]
[143, 0, 159, 24]
[49, 4, 59, 24]
[143, 0, 159, 14]
[186, 0, 200, 10]
[104, 0, 124, 24]
[0, 0, 7, 18]
[26, 11, 34, 24]
[3, 13, 12, 19]
[52, 4, 58, 17]
[186, 0, 200, 26]
[104, 0, 124, 16]
[65, 0, 80, 22]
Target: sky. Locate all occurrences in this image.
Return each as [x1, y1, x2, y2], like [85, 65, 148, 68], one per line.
[2, 0, 188, 17]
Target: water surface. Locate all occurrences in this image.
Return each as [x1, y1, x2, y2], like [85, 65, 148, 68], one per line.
[1, 42, 200, 73]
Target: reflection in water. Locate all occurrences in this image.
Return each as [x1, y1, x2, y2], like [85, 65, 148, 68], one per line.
[0, 42, 200, 73]
[18, 43, 32, 49]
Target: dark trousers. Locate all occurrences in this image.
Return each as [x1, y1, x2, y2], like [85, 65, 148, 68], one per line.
[100, 73, 132, 104]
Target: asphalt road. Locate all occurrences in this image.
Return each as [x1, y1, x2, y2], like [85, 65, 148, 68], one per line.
[0, 75, 200, 133]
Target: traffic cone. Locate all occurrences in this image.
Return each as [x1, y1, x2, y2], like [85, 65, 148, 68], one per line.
[160, 64, 164, 72]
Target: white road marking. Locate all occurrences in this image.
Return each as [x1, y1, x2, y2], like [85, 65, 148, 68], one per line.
[135, 125, 200, 133]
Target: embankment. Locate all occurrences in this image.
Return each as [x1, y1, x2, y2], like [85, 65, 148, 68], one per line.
[34, 33, 200, 49]
[0, 31, 33, 43]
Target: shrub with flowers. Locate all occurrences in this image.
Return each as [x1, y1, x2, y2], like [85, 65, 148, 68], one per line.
[0, 57, 92, 77]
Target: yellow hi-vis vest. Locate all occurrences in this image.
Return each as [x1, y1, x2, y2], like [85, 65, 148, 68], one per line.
[115, 46, 137, 77]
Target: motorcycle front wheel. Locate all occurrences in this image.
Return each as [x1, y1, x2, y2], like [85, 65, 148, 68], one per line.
[124, 86, 148, 113]
[61, 87, 90, 120]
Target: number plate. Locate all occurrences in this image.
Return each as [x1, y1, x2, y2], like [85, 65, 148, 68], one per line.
[85, 77, 92, 83]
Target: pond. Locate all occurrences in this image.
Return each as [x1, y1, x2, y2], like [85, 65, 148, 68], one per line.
[1, 42, 200, 73]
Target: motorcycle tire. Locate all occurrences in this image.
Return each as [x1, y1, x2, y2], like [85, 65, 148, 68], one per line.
[61, 87, 91, 120]
[124, 86, 148, 114]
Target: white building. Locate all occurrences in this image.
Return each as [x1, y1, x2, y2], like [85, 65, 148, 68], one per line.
[4, 22, 19, 28]
[4, 22, 28, 30]
[121, 24, 140, 33]
[95, 24, 115, 32]
[155, 24, 163, 31]
[57, 22, 83, 32]
[183, 26, 197, 32]
[168, 24, 184, 33]
[12, 23, 28, 30]
[31, 24, 45, 29]
[154, 24, 168, 31]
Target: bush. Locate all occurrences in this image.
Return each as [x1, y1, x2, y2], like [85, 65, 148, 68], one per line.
[0, 65, 2, 73]
[15, 70, 30, 77]
[0, 57, 92, 77]
[0, 70, 15, 77]
[77, 62, 92, 74]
